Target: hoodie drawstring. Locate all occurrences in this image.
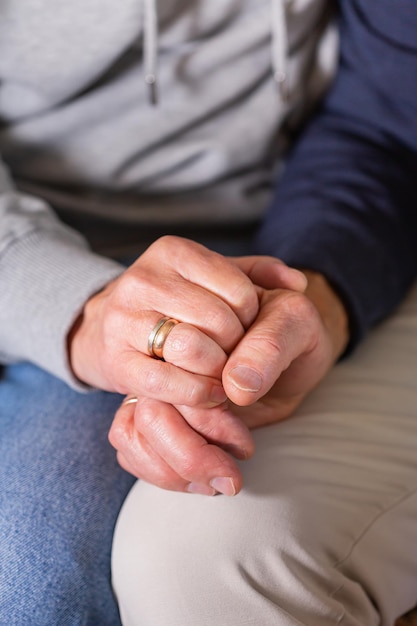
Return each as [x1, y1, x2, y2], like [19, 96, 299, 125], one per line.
[271, 0, 289, 99]
[142, 0, 288, 105]
[143, 0, 159, 105]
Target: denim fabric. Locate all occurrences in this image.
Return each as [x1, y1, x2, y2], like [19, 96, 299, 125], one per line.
[0, 363, 135, 626]
[0, 232, 255, 625]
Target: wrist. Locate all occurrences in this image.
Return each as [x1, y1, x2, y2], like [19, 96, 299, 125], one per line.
[66, 307, 89, 386]
[66, 288, 104, 387]
[302, 270, 350, 362]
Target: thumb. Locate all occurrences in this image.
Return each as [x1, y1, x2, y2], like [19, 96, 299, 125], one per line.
[222, 290, 320, 406]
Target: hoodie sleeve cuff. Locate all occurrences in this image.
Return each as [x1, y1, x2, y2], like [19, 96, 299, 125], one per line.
[0, 228, 124, 391]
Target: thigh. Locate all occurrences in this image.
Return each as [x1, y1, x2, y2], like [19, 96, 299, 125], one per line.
[0, 363, 135, 626]
[112, 283, 417, 626]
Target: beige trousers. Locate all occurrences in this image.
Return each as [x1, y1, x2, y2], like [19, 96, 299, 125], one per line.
[112, 281, 417, 626]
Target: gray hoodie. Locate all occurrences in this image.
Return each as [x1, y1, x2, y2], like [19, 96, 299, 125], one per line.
[0, 0, 337, 387]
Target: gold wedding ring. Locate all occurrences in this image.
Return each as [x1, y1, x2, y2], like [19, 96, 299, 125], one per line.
[147, 317, 179, 360]
[121, 396, 138, 407]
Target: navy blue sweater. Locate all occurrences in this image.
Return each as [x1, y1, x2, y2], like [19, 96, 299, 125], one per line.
[255, 0, 417, 351]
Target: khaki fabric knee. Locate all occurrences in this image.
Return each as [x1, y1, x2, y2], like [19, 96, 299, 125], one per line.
[112, 281, 417, 626]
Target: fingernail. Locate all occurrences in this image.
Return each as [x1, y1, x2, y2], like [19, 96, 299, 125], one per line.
[186, 483, 216, 496]
[223, 444, 250, 460]
[209, 477, 236, 496]
[289, 268, 308, 290]
[209, 385, 228, 406]
[228, 366, 262, 393]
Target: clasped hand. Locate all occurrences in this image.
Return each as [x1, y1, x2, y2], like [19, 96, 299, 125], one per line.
[69, 236, 348, 496]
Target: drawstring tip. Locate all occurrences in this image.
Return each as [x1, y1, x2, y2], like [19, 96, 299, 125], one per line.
[274, 72, 289, 102]
[145, 74, 158, 106]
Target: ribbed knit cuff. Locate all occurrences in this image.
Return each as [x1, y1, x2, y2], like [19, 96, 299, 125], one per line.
[0, 228, 124, 390]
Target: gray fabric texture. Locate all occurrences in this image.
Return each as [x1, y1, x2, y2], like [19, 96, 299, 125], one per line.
[0, 0, 338, 387]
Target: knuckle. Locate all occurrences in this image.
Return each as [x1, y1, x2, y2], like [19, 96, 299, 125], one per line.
[148, 234, 180, 257]
[141, 364, 167, 397]
[101, 306, 124, 339]
[230, 281, 259, 322]
[284, 291, 316, 322]
[202, 305, 242, 346]
[238, 333, 284, 374]
[179, 381, 205, 407]
[167, 326, 194, 358]
[263, 291, 319, 356]
[113, 268, 148, 303]
[156, 234, 177, 247]
[178, 445, 206, 477]
[237, 292, 319, 366]
[278, 291, 319, 342]
[209, 444, 234, 472]
[263, 289, 315, 330]
[193, 417, 221, 442]
[136, 362, 209, 406]
[200, 305, 227, 332]
[113, 271, 137, 298]
[187, 377, 217, 407]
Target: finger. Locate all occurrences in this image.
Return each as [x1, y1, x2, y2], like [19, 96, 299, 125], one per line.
[161, 323, 227, 377]
[111, 397, 247, 494]
[231, 256, 307, 292]
[133, 397, 243, 495]
[110, 402, 209, 492]
[177, 403, 254, 461]
[116, 446, 196, 492]
[114, 275, 245, 355]
[223, 290, 324, 406]
[122, 313, 227, 378]
[117, 394, 255, 459]
[114, 351, 227, 408]
[136, 236, 260, 335]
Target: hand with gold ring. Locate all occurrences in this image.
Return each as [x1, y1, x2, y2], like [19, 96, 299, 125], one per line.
[68, 235, 305, 406]
[147, 317, 179, 360]
[108, 266, 349, 496]
[67, 236, 306, 494]
[107, 250, 310, 496]
[109, 394, 253, 496]
[108, 314, 257, 495]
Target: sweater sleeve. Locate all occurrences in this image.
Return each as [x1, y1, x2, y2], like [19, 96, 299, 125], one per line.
[0, 160, 124, 389]
[254, 0, 417, 351]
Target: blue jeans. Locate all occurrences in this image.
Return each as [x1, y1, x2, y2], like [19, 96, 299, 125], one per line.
[0, 362, 136, 626]
[0, 230, 257, 625]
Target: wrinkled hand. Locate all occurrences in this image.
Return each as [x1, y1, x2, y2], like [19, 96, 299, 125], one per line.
[69, 235, 261, 404]
[109, 398, 254, 496]
[224, 270, 349, 429]
[69, 236, 307, 494]
[108, 253, 348, 496]
[69, 236, 303, 401]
